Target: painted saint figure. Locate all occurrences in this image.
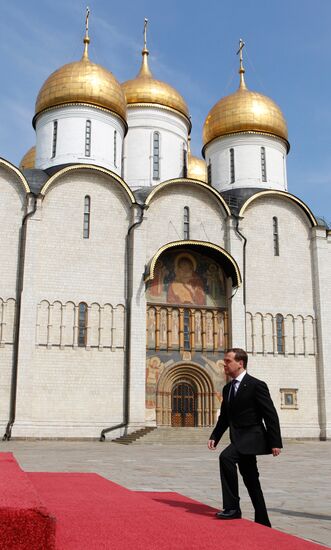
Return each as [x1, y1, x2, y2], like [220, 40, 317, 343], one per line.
[167, 254, 205, 306]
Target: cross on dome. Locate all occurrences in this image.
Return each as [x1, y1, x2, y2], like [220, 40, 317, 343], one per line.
[236, 38, 246, 89]
[83, 6, 91, 59]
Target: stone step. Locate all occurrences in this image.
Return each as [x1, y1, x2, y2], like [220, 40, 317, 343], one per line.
[130, 427, 230, 445]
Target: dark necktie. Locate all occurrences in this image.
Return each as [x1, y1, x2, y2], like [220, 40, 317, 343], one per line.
[228, 379, 238, 405]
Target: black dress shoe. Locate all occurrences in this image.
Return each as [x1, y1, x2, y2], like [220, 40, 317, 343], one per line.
[215, 509, 242, 519]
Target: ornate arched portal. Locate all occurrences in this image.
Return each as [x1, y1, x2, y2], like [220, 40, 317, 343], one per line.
[156, 363, 218, 427]
[145, 242, 240, 426]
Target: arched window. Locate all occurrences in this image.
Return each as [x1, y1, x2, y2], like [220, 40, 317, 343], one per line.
[183, 145, 187, 178]
[153, 132, 160, 180]
[273, 216, 279, 256]
[51, 120, 58, 158]
[183, 206, 190, 240]
[276, 314, 284, 354]
[78, 302, 88, 347]
[230, 148, 235, 183]
[261, 147, 267, 182]
[83, 196, 91, 239]
[207, 160, 212, 184]
[114, 130, 117, 167]
[85, 120, 91, 157]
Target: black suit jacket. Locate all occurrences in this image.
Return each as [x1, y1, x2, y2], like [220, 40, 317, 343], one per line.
[210, 373, 282, 455]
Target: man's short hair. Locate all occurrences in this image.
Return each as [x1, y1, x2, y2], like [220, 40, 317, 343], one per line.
[225, 348, 248, 369]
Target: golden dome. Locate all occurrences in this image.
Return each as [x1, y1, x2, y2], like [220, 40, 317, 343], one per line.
[187, 139, 207, 182]
[203, 42, 288, 149]
[19, 146, 35, 170]
[34, 24, 126, 125]
[122, 21, 189, 121]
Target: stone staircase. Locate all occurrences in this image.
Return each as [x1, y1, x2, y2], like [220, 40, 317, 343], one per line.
[111, 426, 157, 445]
[113, 426, 230, 445]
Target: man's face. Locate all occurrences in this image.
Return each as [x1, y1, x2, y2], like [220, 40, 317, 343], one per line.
[223, 352, 244, 379]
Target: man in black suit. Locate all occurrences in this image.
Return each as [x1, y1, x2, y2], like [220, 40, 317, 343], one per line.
[208, 348, 282, 527]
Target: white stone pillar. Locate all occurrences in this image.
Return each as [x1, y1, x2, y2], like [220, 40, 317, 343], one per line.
[127, 206, 148, 429]
[311, 227, 331, 439]
[226, 217, 246, 349]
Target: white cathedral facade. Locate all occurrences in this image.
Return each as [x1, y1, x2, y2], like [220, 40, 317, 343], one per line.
[1, 22, 330, 441]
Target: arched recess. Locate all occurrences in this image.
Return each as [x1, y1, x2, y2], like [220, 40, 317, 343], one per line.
[39, 164, 135, 204]
[156, 363, 217, 427]
[145, 240, 241, 288]
[239, 190, 317, 227]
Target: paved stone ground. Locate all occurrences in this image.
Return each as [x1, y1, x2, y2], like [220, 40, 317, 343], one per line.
[1, 439, 330, 547]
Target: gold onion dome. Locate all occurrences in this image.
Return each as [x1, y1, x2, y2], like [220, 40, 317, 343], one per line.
[203, 40, 288, 150]
[187, 139, 207, 182]
[19, 146, 35, 170]
[122, 19, 189, 121]
[34, 11, 126, 125]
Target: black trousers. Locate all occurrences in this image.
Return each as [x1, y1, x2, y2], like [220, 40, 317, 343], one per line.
[219, 443, 271, 527]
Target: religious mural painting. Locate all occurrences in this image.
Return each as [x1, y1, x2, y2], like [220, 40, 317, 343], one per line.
[145, 249, 229, 426]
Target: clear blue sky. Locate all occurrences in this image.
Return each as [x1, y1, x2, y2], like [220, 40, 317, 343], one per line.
[0, 0, 330, 222]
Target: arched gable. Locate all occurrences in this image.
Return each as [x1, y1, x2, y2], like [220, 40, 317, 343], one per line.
[239, 190, 317, 227]
[0, 158, 30, 194]
[40, 164, 136, 204]
[145, 178, 231, 216]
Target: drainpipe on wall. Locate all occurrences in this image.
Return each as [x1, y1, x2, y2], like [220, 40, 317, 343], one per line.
[3, 194, 37, 441]
[100, 203, 145, 442]
[233, 214, 247, 349]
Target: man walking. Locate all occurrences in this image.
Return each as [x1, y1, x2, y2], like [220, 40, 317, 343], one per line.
[208, 348, 282, 527]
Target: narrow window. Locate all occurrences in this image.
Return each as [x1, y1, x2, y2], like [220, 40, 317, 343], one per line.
[183, 309, 190, 350]
[83, 196, 91, 239]
[114, 130, 117, 167]
[153, 131, 160, 180]
[78, 302, 88, 347]
[51, 121, 58, 158]
[276, 314, 284, 354]
[207, 160, 212, 184]
[261, 147, 267, 182]
[273, 216, 279, 256]
[183, 145, 187, 178]
[230, 148, 235, 183]
[85, 120, 91, 157]
[183, 206, 190, 240]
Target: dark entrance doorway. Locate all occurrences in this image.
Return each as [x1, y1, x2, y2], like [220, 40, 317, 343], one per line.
[171, 382, 196, 427]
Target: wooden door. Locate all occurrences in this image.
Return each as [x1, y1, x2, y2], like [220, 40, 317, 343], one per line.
[171, 383, 196, 427]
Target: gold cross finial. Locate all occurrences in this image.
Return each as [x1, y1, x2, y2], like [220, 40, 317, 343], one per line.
[143, 18, 148, 52]
[138, 17, 152, 78]
[236, 38, 246, 89]
[83, 6, 90, 59]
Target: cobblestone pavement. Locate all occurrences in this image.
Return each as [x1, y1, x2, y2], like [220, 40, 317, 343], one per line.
[1, 439, 330, 547]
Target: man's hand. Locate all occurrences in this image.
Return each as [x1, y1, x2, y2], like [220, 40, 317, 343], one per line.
[272, 448, 281, 456]
[208, 439, 216, 450]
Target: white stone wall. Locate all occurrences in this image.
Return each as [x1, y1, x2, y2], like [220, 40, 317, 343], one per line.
[247, 355, 319, 438]
[123, 106, 190, 189]
[0, 166, 26, 432]
[35, 105, 125, 174]
[205, 134, 288, 192]
[13, 169, 132, 438]
[242, 195, 320, 437]
[243, 196, 314, 312]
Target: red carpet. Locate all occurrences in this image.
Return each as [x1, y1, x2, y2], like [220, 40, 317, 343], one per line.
[0, 453, 55, 550]
[27, 472, 328, 550]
